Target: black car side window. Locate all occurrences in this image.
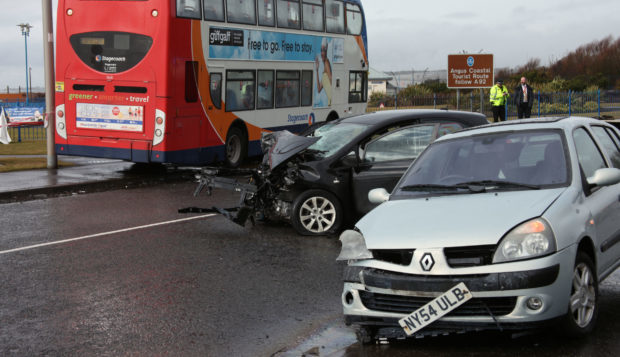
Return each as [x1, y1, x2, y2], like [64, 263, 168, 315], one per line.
[364, 125, 436, 163]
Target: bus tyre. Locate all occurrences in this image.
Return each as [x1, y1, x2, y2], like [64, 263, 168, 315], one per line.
[225, 126, 247, 168]
[563, 252, 598, 336]
[291, 189, 342, 236]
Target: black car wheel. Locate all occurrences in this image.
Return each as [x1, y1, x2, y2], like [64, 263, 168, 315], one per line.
[225, 126, 247, 167]
[292, 189, 342, 236]
[564, 252, 598, 336]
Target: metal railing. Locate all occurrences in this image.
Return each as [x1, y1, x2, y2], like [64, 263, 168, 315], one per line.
[370, 90, 620, 121]
[7, 125, 47, 142]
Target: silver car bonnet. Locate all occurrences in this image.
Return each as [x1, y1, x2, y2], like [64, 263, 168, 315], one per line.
[356, 188, 566, 249]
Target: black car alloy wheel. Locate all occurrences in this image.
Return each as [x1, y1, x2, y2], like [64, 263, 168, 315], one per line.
[292, 189, 343, 235]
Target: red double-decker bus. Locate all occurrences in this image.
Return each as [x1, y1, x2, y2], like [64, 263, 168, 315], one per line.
[54, 0, 369, 166]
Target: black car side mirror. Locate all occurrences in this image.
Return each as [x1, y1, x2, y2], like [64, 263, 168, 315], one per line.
[341, 151, 359, 167]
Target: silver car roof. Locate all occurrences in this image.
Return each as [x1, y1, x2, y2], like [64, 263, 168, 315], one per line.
[437, 116, 616, 141]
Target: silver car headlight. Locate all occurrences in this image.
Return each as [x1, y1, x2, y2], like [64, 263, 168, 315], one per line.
[336, 229, 373, 262]
[493, 218, 556, 263]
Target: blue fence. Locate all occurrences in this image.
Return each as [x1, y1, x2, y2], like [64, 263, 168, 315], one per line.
[7, 125, 47, 142]
[506, 90, 608, 118]
[373, 90, 620, 121]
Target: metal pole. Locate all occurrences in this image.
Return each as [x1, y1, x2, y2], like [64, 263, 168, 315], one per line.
[456, 89, 460, 110]
[480, 88, 483, 114]
[29, 66, 32, 103]
[42, 0, 57, 169]
[24, 30, 29, 105]
[597, 89, 601, 118]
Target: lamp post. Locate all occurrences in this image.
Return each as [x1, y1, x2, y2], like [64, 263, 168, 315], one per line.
[17, 23, 33, 105]
[29, 66, 32, 102]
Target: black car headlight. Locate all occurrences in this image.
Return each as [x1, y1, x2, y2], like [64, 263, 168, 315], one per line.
[337, 229, 373, 262]
[493, 218, 556, 263]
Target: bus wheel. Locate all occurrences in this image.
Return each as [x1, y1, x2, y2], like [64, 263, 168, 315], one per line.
[225, 126, 247, 167]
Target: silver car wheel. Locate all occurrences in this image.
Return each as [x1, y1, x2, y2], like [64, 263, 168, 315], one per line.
[299, 196, 337, 233]
[569, 262, 596, 328]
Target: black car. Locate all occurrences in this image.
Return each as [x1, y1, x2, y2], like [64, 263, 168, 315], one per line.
[185, 109, 488, 235]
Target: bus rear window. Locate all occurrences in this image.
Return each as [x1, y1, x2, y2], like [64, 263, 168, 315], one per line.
[70, 32, 153, 74]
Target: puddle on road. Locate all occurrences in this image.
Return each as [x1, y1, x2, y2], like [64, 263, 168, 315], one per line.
[274, 325, 357, 357]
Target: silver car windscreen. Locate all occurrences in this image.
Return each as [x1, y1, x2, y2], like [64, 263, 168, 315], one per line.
[395, 130, 570, 195]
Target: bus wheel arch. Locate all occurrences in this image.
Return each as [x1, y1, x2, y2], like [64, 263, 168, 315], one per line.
[225, 120, 248, 167]
[326, 111, 339, 122]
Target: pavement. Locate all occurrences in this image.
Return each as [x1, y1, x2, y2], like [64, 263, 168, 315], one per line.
[0, 155, 196, 203]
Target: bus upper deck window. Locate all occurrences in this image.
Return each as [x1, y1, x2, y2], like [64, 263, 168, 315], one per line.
[325, 0, 344, 34]
[277, 0, 300, 29]
[258, 0, 275, 26]
[204, 0, 225, 22]
[227, 0, 256, 25]
[177, 0, 202, 19]
[302, 0, 324, 32]
[346, 3, 363, 35]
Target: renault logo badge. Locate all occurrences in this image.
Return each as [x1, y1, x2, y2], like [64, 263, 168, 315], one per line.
[420, 253, 435, 271]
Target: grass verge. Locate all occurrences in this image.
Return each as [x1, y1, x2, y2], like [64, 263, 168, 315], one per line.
[0, 142, 70, 172]
[0, 141, 47, 155]
[0, 157, 74, 172]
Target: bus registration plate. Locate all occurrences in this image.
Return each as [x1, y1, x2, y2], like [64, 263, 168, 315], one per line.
[76, 103, 144, 132]
[398, 283, 472, 336]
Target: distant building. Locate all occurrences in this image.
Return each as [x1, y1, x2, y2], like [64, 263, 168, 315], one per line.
[385, 69, 447, 94]
[368, 67, 392, 98]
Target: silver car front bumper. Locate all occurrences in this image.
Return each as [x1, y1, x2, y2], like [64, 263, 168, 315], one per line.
[341, 245, 577, 335]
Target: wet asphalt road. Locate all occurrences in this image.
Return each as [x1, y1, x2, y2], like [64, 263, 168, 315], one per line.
[0, 182, 344, 356]
[1, 179, 619, 356]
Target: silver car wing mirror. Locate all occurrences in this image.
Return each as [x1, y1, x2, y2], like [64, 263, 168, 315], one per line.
[368, 188, 390, 204]
[587, 168, 620, 187]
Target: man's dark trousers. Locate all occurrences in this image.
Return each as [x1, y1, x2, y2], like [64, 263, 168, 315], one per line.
[518, 103, 532, 118]
[493, 105, 506, 122]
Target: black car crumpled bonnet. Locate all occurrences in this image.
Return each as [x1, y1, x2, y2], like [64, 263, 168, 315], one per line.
[261, 130, 320, 170]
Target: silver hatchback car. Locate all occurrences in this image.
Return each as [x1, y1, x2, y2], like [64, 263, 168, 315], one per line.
[337, 117, 620, 343]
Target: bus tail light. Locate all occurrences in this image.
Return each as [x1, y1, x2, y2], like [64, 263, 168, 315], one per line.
[56, 104, 67, 139]
[153, 109, 166, 146]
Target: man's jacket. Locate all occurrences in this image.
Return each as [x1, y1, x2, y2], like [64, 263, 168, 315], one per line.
[515, 84, 534, 109]
[490, 85, 509, 106]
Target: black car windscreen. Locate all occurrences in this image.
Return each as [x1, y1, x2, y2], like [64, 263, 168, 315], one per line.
[70, 32, 153, 74]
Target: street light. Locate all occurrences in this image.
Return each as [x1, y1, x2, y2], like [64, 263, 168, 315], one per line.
[17, 23, 33, 105]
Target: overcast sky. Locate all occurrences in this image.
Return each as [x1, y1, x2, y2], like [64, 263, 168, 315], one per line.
[1, 0, 618, 88]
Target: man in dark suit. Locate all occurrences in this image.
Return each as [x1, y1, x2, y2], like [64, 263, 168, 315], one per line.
[515, 77, 534, 118]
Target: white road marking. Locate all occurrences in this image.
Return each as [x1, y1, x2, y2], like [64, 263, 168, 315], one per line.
[0, 214, 217, 255]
